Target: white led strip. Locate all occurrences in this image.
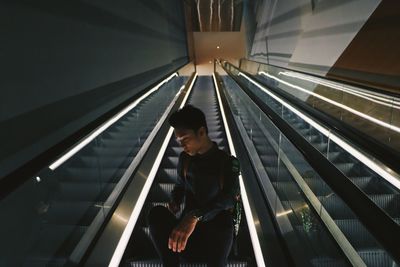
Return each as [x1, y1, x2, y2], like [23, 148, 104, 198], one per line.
[108, 73, 198, 267]
[49, 73, 179, 171]
[238, 72, 400, 190]
[259, 71, 400, 134]
[213, 73, 266, 267]
[277, 71, 400, 109]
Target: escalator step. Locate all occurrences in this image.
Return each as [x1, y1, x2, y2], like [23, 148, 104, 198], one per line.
[334, 219, 377, 248]
[126, 260, 248, 267]
[157, 168, 179, 183]
[43, 201, 101, 225]
[358, 249, 397, 266]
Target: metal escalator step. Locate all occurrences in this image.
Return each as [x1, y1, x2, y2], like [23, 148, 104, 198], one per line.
[260, 154, 278, 166]
[127, 260, 248, 267]
[214, 138, 225, 146]
[158, 183, 175, 194]
[325, 151, 341, 161]
[369, 194, 400, 218]
[100, 139, 144, 148]
[69, 155, 134, 169]
[264, 166, 279, 181]
[208, 131, 224, 140]
[303, 177, 333, 196]
[208, 125, 224, 133]
[313, 143, 328, 153]
[254, 145, 276, 155]
[166, 146, 183, 156]
[90, 146, 140, 157]
[317, 195, 356, 220]
[272, 181, 301, 201]
[335, 162, 357, 175]
[162, 156, 179, 168]
[157, 168, 179, 183]
[349, 176, 373, 190]
[148, 183, 174, 202]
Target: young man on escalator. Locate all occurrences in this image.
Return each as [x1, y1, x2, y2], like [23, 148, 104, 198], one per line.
[148, 105, 240, 267]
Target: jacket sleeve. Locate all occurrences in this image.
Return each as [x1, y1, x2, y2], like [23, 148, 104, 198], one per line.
[170, 152, 186, 205]
[191, 156, 240, 222]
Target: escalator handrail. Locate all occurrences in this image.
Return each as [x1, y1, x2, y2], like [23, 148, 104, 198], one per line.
[227, 61, 400, 180]
[0, 62, 191, 201]
[82, 72, 198, 267]
[221, 61, 400, 264]
[240, 58, 400, 98]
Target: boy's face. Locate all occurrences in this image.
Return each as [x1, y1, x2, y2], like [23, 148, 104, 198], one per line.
[174, 127, 205, 156]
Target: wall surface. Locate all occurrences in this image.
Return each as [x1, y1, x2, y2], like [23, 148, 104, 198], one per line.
[193, 22, 247, 75]
[0, 0, 188, 178]
[248, 0, 400, 93]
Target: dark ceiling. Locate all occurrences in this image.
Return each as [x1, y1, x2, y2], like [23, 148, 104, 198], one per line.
[185, 0, 243, 31]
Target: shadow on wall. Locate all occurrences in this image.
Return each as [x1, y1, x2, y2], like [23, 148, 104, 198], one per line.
[0, 0, 189, 178]
[247, 0, 399, 94]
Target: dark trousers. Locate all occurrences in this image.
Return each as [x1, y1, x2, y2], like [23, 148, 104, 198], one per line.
[148, 206, 234, 267]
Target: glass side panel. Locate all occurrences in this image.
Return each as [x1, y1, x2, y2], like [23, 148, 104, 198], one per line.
[0, 68, 192, 266]
[218, 71, 399, 267]
[224, 62, 400, 227]
[219, 74, 350, 266]
[239, 59, 400, 155]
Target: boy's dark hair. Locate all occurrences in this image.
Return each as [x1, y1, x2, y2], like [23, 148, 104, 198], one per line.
[168, 105, 208, 134]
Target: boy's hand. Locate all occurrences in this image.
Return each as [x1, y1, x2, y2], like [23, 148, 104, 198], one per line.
[168, 214, 198, 253]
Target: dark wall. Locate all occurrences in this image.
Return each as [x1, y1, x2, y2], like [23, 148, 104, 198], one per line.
[0, 0, 189, 178]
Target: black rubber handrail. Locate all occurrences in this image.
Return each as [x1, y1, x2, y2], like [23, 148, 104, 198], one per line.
[0, 62, 190, 201]
[240, 58, 400, 98]
[215, 72, 300, 267]
[229, 61, 400, 178]
[221, 61, 400, 264]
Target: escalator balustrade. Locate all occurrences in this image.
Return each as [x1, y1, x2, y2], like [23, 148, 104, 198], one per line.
[123, 76, 254, 267]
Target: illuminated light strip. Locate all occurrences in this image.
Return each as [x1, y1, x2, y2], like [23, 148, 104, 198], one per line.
[213, 73, 266, 267]
[49, 73, 179, 170]
[276, 71, 400, 108]
[238, 72, 400, 190]
[259, 71, 400, 134]
[279, 71, 400, 107]
[108, 73, 197, 267]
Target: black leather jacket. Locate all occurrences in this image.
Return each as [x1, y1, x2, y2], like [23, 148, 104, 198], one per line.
[171, 142, 240, 222]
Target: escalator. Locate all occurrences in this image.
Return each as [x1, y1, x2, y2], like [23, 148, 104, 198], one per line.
[2, 59, 399, 267]
[218, 62, 400, 266]
[122, 76, 254, 266]
[0, 72, 188, 266]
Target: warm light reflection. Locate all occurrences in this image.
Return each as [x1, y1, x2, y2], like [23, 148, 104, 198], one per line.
[276, 210, 293, 217]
